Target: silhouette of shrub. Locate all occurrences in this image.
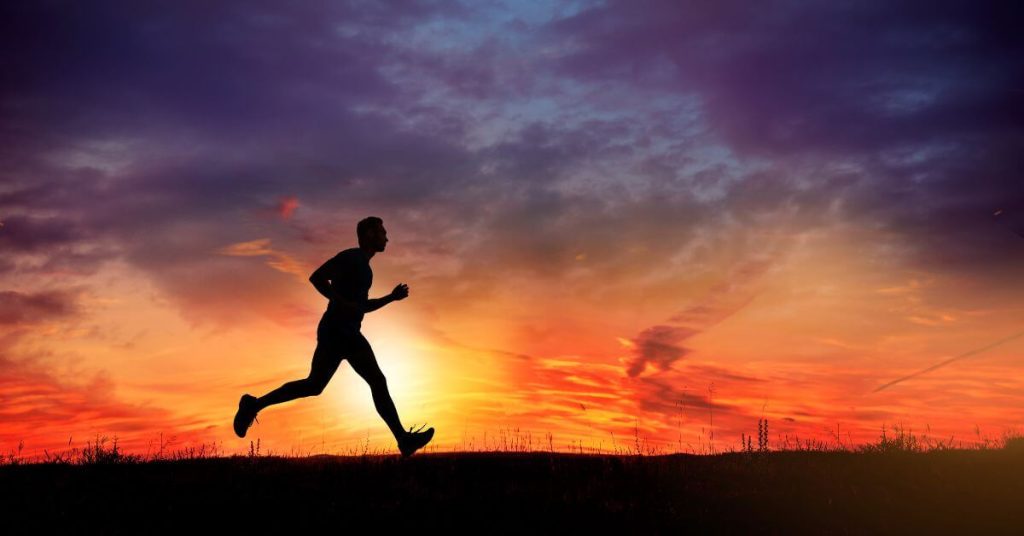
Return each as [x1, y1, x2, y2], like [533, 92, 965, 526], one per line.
[1004, 433, 1024, 451]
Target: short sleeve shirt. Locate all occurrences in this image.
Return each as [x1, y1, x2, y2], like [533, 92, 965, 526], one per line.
[317, 247, 372, 337]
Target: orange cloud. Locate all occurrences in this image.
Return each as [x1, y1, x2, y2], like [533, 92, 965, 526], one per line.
[0, 354, 218, 462]
[276, 195, 299, 220]
[216, 238, 308, 279]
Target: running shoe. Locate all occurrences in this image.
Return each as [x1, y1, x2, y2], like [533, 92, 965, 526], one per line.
[233, 394, 260, 438]
[398, 424, 434, 458]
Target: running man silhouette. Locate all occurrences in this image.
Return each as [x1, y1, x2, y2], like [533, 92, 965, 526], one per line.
[232, 216, 434, 457]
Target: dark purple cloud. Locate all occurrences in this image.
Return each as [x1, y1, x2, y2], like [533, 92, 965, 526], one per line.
[547, 1, 1023, 153]
[0, 215, 88, 253]
[628, 325, 695, 376]
[627, 257, 772, 377]
[634, 376, 731, 416]
[0, 1, 485, 328]
[0, 290, 80, 325]
[1, 0, 1021, 332]
[543, 0, 1024, 280]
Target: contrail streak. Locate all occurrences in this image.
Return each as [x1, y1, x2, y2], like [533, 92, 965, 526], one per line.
[993, 208, 1024, 238]
[872, 330, 1024, 393]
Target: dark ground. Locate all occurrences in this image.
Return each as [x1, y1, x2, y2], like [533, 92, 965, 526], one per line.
[2, 450, 1022, 534]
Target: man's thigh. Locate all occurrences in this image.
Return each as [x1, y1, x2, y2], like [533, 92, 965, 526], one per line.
[342, 332, 387, 385]
[308, 338, 346, 386]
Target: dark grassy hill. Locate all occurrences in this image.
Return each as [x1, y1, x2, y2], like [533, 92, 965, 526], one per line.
[2, 449, 1022, 534]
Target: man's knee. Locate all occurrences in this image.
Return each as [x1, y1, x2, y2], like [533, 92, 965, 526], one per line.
[366, 374, 388, 390]
[305, 378, 329, 396]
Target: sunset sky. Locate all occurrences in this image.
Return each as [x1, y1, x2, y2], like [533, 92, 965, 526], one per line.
[2, 1, 1023, 460]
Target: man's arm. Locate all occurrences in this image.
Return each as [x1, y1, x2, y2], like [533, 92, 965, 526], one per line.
[309, 275, 404, 314]
[363, 283, 409, 313]
[363, 295, 396, 313]
[309, 260, 365, 314]
[310, 252, 408, 314]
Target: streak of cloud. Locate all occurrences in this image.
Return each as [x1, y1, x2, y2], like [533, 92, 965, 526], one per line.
[216, 238, 308, 280]
[626, 257, 775, 377]
[992, 208, 1024, 239]
[0, 289, 81, 325]
[873, 330, 1024, 392]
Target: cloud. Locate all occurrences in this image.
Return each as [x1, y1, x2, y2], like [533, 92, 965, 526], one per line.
[627, 325, 696, 377]
[873, 329, 1024, 392]
[275, 195, 299, 220]
[2, 2, 1017, 324]
[0, 289, 81, 325]
[216, 238, 307, 279]
[0, 353, 215, 459]
[548, 1, 1023, 150]
[0, 215, 86, 252]
[7, 0, 1017, 322]
[544, 0, 1024, 277]
[633, 375, 733, 416]
[626, 257, 776, 377]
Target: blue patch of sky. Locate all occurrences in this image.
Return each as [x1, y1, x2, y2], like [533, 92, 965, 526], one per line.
[374, 0, 596, 53]
[347, 0, 755, 201]
[870, 85, 943, 117]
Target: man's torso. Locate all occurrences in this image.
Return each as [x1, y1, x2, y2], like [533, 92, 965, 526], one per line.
[319, 247, 372, 336]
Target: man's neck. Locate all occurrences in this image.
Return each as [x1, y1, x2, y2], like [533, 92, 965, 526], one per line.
[358, 245, 375, 260]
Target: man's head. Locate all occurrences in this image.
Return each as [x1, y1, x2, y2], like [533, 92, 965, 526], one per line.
[357, 216, 388, 252]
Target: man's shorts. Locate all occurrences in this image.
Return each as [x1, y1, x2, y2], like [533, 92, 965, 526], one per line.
[316, 318, 369, 356]
[315, 322, 383, 381]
